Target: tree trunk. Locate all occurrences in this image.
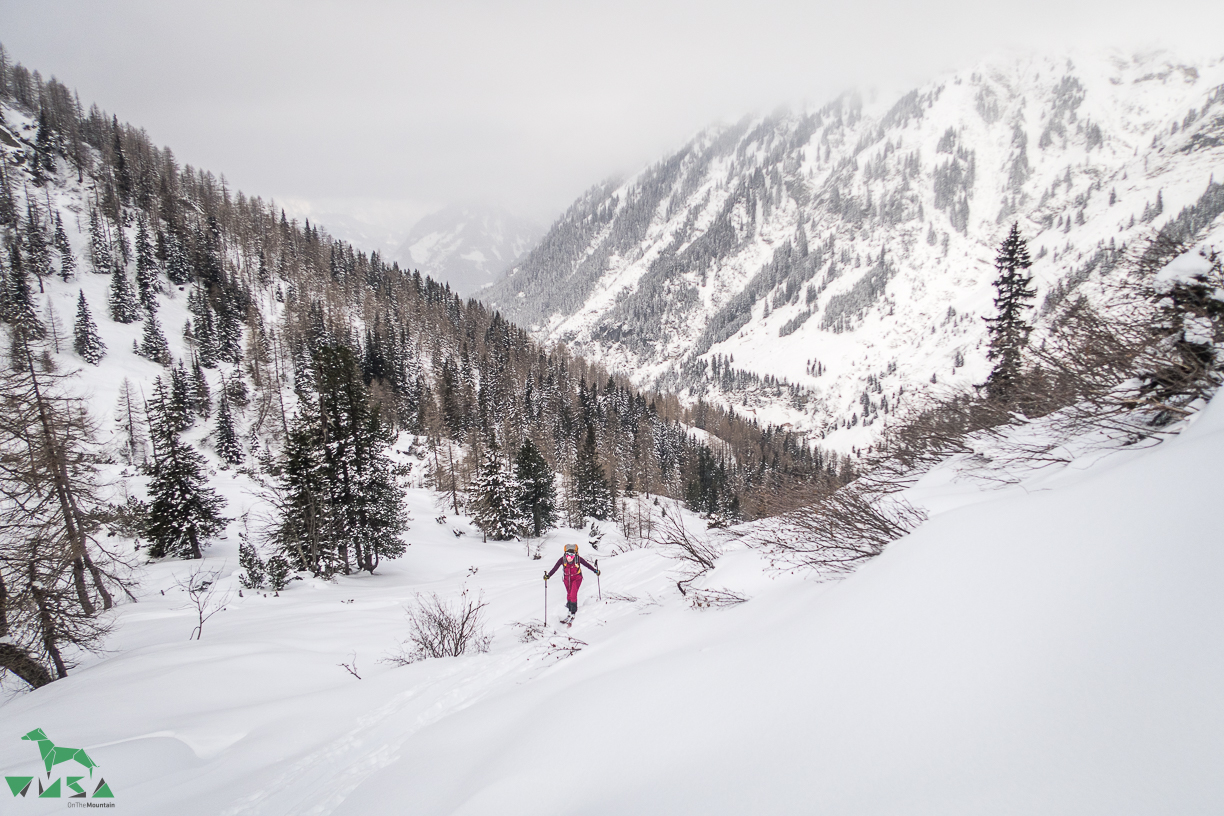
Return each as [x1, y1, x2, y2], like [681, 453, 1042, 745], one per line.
[21, 330, 97, 615]
[0, 574, 53, 689]
[29, 578, 67, 679]
[0, 643, 53, 689]
[83, 553, 114, 610]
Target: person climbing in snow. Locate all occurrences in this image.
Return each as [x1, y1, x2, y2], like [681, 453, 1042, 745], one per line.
[544, 543, 599, 621]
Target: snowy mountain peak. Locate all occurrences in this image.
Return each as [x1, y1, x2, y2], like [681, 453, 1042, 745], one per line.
[484, 50, 1224, 451]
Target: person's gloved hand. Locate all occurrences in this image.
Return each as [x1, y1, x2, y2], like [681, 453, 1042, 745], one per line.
[595, 569, 601, 576]
[543, 572, 549, 581]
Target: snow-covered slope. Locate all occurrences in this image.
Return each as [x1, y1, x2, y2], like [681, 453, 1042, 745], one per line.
[485, 50, 1224, 450]
[395, 204, 543, 296]
[1, 384, 1220, 814]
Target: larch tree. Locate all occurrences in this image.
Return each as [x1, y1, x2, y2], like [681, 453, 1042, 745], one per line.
[0, 328, 127, 686]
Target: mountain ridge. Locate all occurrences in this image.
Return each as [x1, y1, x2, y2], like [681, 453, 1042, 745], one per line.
[484, 50, 1224, 451]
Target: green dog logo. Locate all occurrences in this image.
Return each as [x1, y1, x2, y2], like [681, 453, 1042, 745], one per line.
[21, 729, 98, 777]
[4, 729, 112, 799]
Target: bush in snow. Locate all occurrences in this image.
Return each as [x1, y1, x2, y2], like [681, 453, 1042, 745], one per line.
[238, 539, 291, 595]
[238, 540, 266, 590]
[388, 589, 490, 664]
[265, 555, 291, 594]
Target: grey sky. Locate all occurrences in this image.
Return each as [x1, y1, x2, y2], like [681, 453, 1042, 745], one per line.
[3, 0, 1222, 244]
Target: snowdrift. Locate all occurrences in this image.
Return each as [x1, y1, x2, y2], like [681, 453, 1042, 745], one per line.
[338, 398, 1224, 816]
[2, 398, 1222, 815]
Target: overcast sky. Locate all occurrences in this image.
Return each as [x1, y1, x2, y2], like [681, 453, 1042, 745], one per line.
[3, 0, 1223, 248]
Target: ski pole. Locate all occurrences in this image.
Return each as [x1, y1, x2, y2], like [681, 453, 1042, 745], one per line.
[544, 575, 548, 626]
[596, 558, 601, 601]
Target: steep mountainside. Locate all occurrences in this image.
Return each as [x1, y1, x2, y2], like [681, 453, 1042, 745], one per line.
[485, 51, 1224, 451]
[394, 204, 542, 296]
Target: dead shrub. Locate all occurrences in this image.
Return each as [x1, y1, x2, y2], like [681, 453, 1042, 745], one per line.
[751, 481, 927, 576]
[386, 589, 491, 664]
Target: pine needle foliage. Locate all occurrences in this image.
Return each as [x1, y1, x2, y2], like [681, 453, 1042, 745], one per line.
[272, 341, 405, 575]
[515, 438, 557, 537]
[142, 377, 226, 559]
[72, 290, 105, 364]
[983, 222, 1037, 403]
[472, 444, 524, 541]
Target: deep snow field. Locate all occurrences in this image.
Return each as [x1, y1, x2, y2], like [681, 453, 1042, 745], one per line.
[1, 391, 1223, 815]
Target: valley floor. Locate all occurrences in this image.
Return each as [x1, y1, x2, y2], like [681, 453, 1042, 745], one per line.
[1, 397, 1223, 815]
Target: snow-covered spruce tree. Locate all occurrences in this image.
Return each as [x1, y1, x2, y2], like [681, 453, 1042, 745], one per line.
[472, 444, 524, 541]
[573, 424, 612, 521]
[136, 307, 171, 365]
[237, 539, 266, 589]
[684, 446, 730, 519]
[190, 359, 211, 420]
[24, 201, 52, 287]
[515, 438, 556, 537]
[87, 207, 112, 275]
[165, 362, 194, 432]
[273, 341, 404, 575]
[3, 243, 45, 339]
[274, 409, 329, 573]
[224, 367, 249, 409]
[214, 389, 243, 465]
[142, 377, 226, 559]
[31, 109, 57, 185]
[1143, 247, 1224, 408]
[111, 117, 132, 203]
[163, 229, 191, 286]
[188, 285, 219, 367]
[134, 215, 159, 309]
[983, 222, 1036, 404]
[72, 290, 106, 364]
[108, 264, 140, 323]
[215, 294, 243, 365]
[54, 210, 75, 281]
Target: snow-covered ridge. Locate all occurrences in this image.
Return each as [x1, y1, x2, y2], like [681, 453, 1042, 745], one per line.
[485, 50, 1224, 451]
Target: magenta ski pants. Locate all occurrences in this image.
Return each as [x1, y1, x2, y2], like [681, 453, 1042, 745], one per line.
[564, 572, 583, 604]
